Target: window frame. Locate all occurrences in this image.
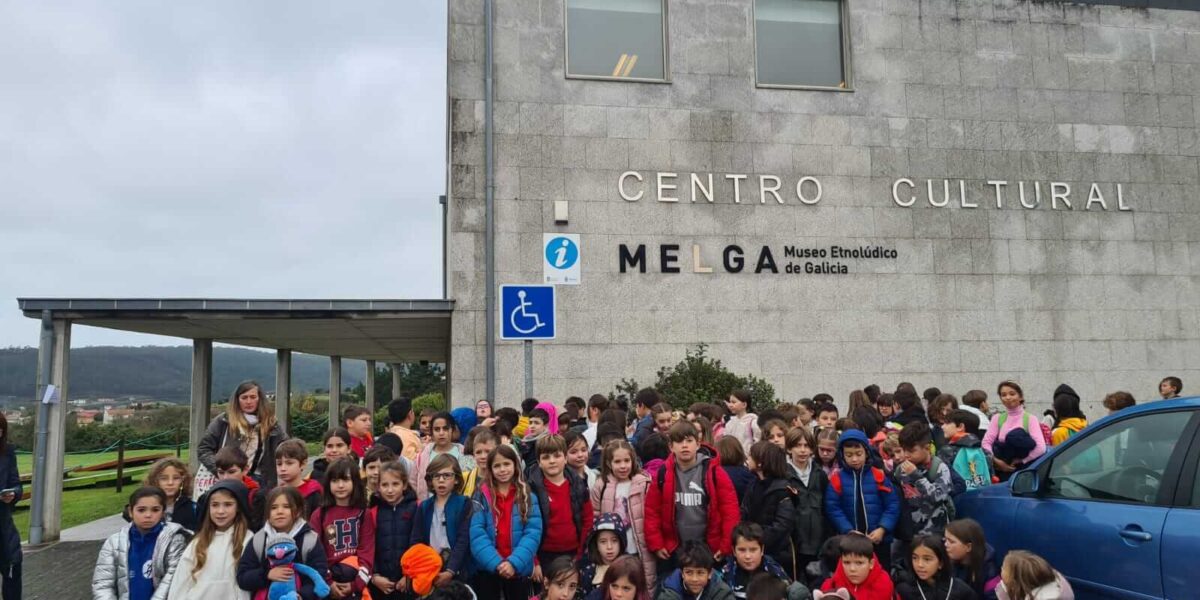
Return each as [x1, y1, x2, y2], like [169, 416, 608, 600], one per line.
[752, 0, 854, 92]
[563, 0, 672, 84]
[1038, 408, 1198, 509]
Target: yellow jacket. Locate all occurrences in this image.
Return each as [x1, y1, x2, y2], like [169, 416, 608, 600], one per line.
[1051, 418, 1087, 446]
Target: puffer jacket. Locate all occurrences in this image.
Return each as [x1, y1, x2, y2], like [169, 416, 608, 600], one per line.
[373, 488, 419, 582]
[895, 573, 977, 600]
[92, 521, 191, 600]
[644, 444, 740, 556]
[788, 461, 828, 558]
[824, 430, 900, 542]
[412, 493, 473, 576]
[654, 569, 735, 600]
[718, 555, 809, 600]
[527, 465, 592, 555]
[740, 477, 797, 579]
[196, 414, 288, 489]
[411, 443, 465, 502]
[591, 472, 654, 585]
[469, 483, 543, 577]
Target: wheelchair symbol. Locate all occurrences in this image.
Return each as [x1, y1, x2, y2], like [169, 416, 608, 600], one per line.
[509, 290, 545, 335]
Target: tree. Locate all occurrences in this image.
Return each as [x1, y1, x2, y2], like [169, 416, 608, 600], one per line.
[632, 344, 776, 412]
[350, 362, 446, 408]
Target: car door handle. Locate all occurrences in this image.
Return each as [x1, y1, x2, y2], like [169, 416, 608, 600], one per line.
[1119, 528, 1153, 542]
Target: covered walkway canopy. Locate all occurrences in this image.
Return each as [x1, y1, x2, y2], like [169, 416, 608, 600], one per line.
[17, 297, 453, 543]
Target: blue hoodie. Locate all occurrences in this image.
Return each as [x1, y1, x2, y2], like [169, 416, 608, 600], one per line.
[823, 430, 900, 541]
[128, 521, 163, 600]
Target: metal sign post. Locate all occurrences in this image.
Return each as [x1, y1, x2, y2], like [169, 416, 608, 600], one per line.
[500, 285, 556, 401]
[524, 340, 533, 399]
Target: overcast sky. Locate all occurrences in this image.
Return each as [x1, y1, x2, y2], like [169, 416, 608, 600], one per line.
[0, 1, 448, 348]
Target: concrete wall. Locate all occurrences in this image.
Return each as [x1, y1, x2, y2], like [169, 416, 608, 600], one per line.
[446, 0, 1200, 415]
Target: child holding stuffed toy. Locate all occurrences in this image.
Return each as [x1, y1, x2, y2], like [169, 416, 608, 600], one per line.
[237, 487, 329, 600]
[311, 457, 376, 599]
[93, 486, 191, 600]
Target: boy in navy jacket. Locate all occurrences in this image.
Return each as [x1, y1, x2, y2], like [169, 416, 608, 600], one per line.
[824, 430, 900, 571]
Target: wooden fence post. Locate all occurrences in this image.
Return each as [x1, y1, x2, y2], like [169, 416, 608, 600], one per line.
[115, 437, 125, 494]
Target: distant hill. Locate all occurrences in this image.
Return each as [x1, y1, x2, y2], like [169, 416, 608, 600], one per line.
[0, 346, 366, 404]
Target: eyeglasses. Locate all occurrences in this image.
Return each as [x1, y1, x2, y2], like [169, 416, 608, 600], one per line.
[431, 472, 455, 481]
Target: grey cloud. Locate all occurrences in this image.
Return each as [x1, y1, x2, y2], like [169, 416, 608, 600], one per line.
[0, 1, 449, 347]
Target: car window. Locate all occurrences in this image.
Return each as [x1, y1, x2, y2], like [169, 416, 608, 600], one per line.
[1046, 411, 1189, 505]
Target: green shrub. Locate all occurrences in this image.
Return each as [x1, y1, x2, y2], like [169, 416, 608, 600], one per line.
[627, 343, 776, 412]
[413, 392, 446, 415]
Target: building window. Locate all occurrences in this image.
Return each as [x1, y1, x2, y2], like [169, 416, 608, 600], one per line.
[755, 0, 849, 89]
[566, 0, 667, 81]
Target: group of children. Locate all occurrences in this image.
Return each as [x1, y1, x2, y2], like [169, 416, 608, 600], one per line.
[91, 383, 1080, 600]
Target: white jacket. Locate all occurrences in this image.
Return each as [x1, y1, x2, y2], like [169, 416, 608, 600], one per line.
[92, 521, 190, 600]
[723, 413, 760, 455]
[997, 572, 1074, 600]
[167, 529, 252, 600]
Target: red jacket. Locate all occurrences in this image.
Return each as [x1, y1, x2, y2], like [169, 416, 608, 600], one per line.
[644, 444, 740, 556]
[821, 556, 894, 600]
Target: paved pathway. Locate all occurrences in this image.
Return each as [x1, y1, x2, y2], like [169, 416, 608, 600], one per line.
[23, 513, 125, 599]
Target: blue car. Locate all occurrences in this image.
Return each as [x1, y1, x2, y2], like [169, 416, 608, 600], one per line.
[955, 397, 1200, 599]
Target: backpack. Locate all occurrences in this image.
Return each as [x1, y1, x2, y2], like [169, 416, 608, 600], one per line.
[998, 412, 1052, 445]
[949, 446, 992, 491]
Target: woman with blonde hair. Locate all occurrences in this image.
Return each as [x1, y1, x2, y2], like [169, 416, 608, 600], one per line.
[197, 380, 287, 491]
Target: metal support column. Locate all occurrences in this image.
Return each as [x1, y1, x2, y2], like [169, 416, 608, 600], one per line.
[39, 319, 70, 542]
[391, 363, 402, 401]
[329, 356, 342, 427]
[28, 311, 54, 545]
[365, 360, 376, 417]
[189, 339, 213, 474]
[276, 349, 292, 435]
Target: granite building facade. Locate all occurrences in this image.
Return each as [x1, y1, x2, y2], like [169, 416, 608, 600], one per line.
[445, 0, 1200, 413]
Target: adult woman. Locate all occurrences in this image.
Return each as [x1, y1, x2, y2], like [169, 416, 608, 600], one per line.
[982, 381, 1046, 480]
[0, 414, 21, 600]
[197, 381, 287, 490]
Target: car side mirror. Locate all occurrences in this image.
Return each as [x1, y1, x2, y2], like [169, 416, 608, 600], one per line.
[1011, 469, 1040, 496]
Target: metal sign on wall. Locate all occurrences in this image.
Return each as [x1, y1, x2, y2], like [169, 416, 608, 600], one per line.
[543, 233, 581, 285]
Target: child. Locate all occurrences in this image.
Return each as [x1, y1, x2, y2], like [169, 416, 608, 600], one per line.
[168, 480, 252, 600]
[420, 409, 437, 444]
[215, 447, 265, 532]
[876, 394, 897, 421]
[580, 513, 630, 597]
[413, 411, 467, 501]
[796, 400, 816, 430]
[944, 519, 999, 599]
[652, 404, 674, 435]
[310, 457, 376, 599]
[880, 435, 903, 472]
[824, 430, 900, 571]
[784, 426, 827, 575]
[715, 436, 754, 505]
[463, 426, 499, 496]
[312, 428, 353, 485]
[745, 574, 786, 600]
[386, 397, 422, 463]
[520, 407, 552, 466]
[1050, 393, 1087, 446]
[567, 429, 599, 490]
[538, 556, 582, 600]
[344, 405, 376, 459]
[527, 434, 593, 571]
[371, 461, 419, 600]
[896, 422, 954, 538]
[815, 428, 839, 476]
[145, 457, 200, 533]
[363, 444, 397, 501]
[818, 534, 893, 600]
[645, 421, 740, 575]
[592, 440, 654, 585]
[412, 454, 474, 588]
[815, 404, 839, 432]
[237, 487, 329, 600]
[632, 389, 662, 447]
[468, 444, 543, 599]
[996, 551, 1073, 600]
[760, 419, 788, 450]
[982, 381, 1046, 480]
[740, 442, 797, 580]
[938, 411, 992, 492]
[717, 523, 807, 600]
[93, 486, 190, 600]
[589, 555, 651, 600]
[638, 433, 670, 482]
[654, 540, 733, 600]
[723, 390, 760, 455]
[895, 535, 974, 600]
[274, 438, 324, 518]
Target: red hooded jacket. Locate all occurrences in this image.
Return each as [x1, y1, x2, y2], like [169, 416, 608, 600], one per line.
[821, 555, 895, 600]
[644, 444, 740, 556]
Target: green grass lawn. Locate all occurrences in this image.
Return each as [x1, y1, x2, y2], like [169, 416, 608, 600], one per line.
[14, 485, 131, 542]
[17, 448, 189, 475]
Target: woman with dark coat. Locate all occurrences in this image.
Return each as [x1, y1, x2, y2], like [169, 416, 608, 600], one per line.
[0, 414, 21, 599]
[197, 381, 287, 491]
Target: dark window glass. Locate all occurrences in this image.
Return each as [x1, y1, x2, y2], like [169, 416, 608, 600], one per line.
[566, 0, 666, 80]
[755, 0, 846, 88]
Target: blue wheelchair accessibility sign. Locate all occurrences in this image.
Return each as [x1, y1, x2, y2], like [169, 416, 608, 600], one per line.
[500, 285, 556, 340]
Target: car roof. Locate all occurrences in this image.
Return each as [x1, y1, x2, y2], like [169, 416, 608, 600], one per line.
[1090, 395, 1200, 428]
